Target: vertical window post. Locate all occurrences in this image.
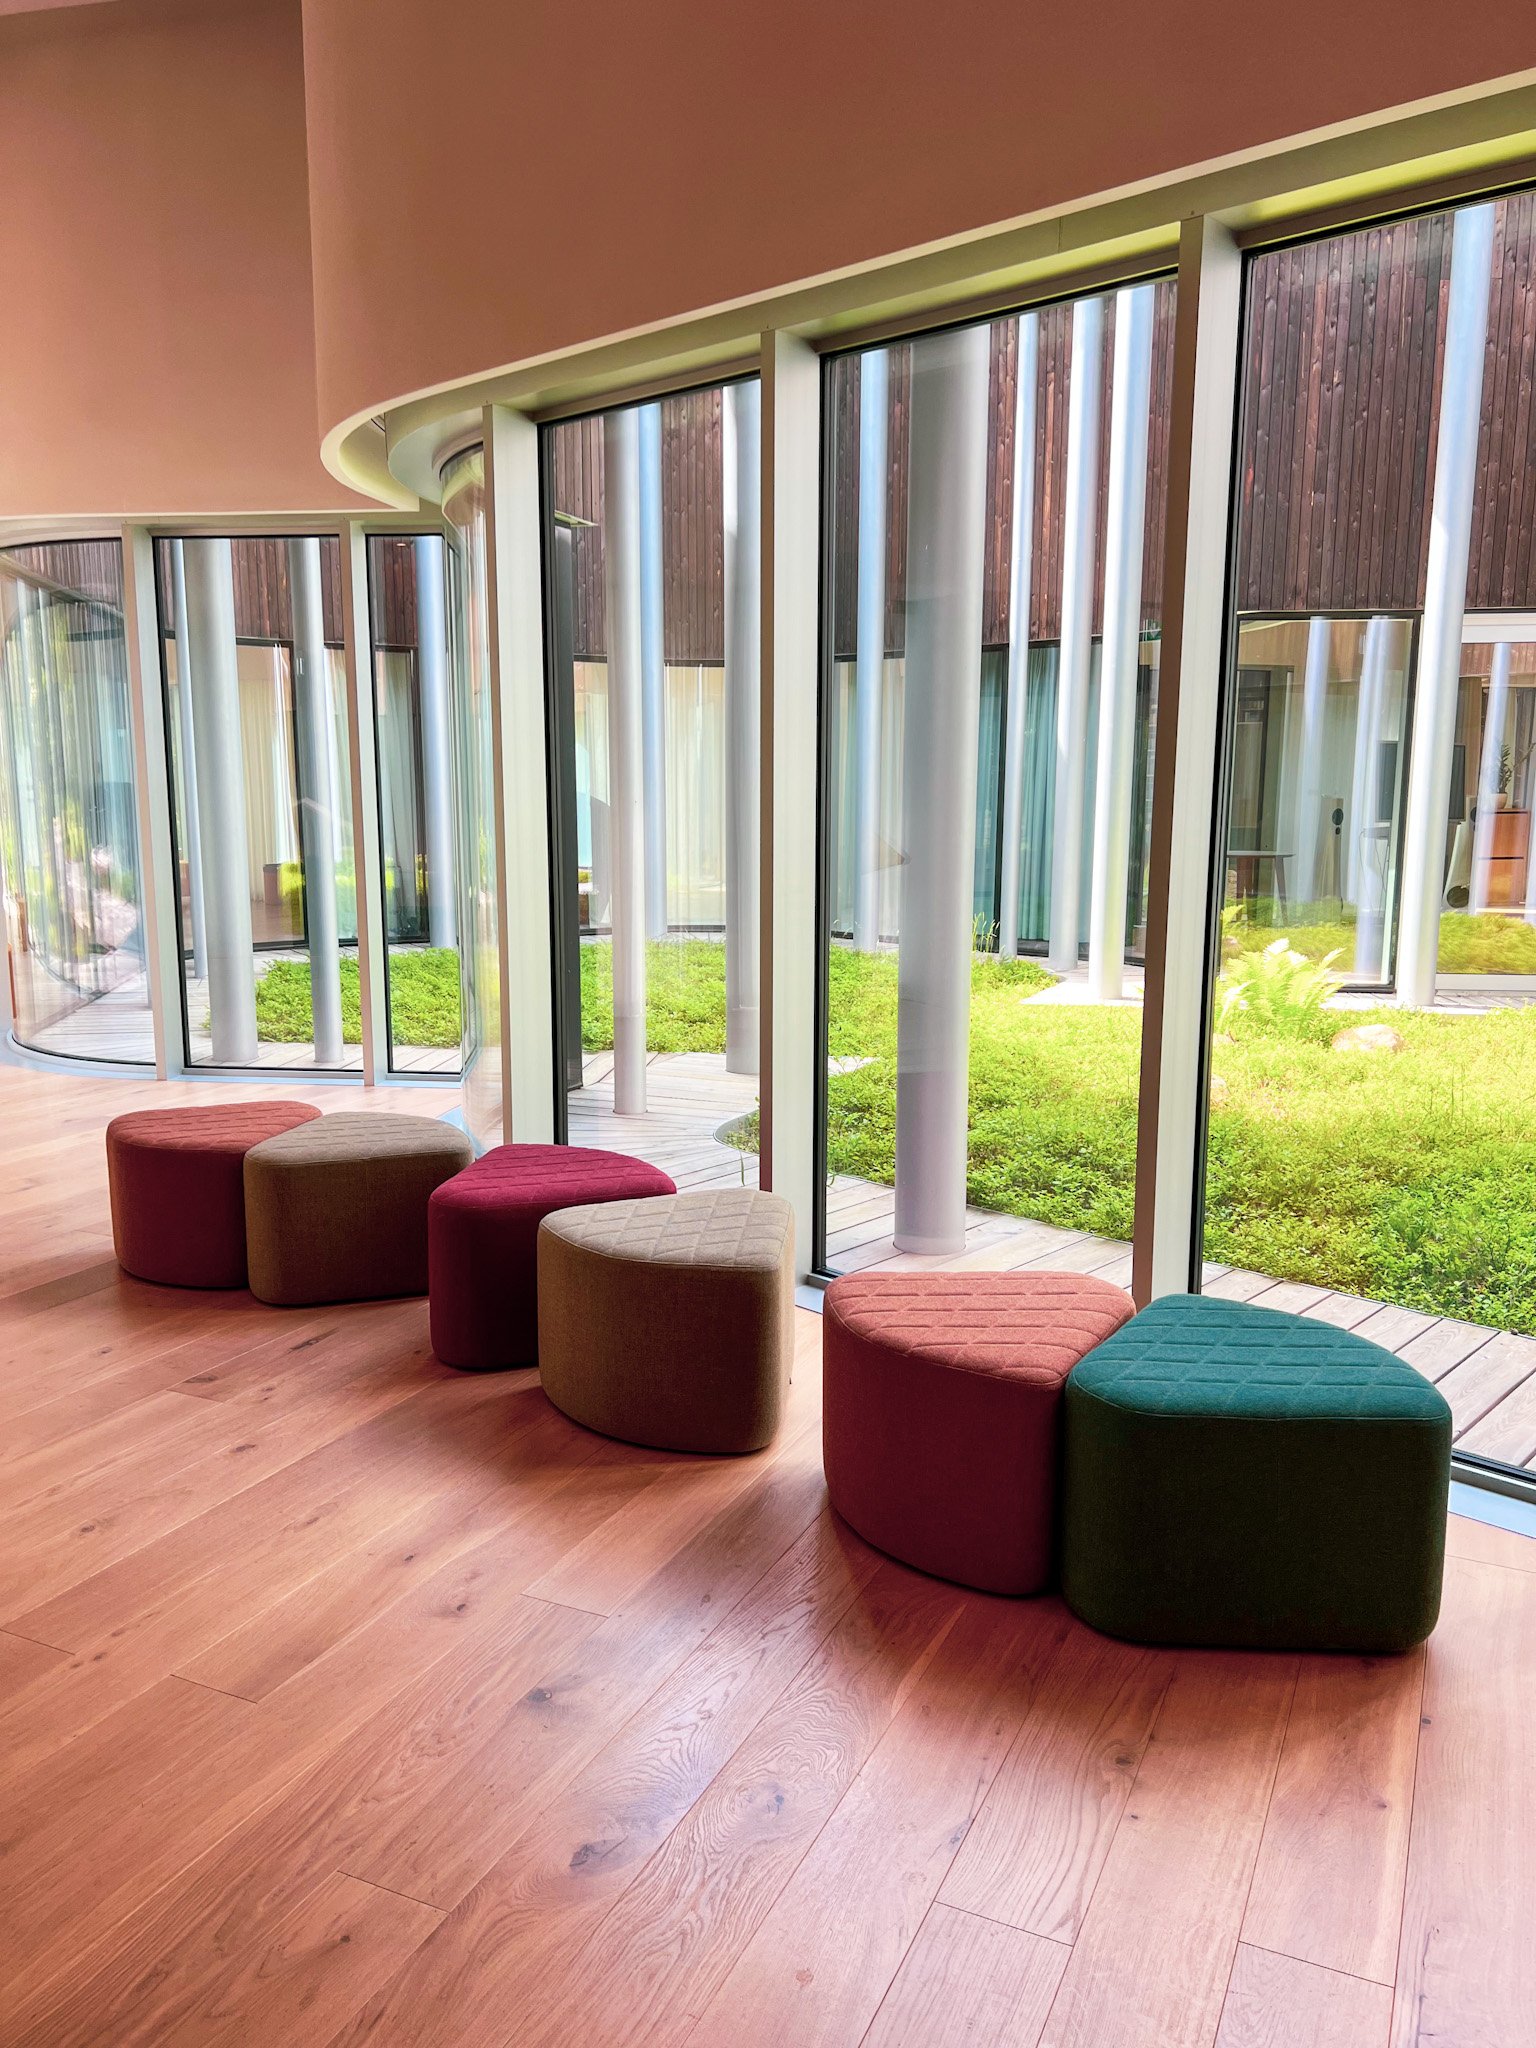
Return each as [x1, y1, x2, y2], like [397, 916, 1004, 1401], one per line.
[760, 330, 820, 1278]
[484, 403, 557, 1143]
[338, 520, 389, 1084]
[1133, 216, 1243, 1304]
[120, 524, 182, 1078]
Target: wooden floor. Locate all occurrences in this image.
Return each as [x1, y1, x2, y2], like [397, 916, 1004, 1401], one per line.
[1, 1067, 1533, 2048]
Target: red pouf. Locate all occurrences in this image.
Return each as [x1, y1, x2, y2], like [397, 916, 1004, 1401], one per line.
[106, 1100, 322, 1288]
[822, 1270, 1134, 1596]
[427, 1144, 676, 1369]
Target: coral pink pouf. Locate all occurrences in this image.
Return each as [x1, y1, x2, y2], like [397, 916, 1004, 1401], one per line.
[822, 1270, 1134, 1596]
[427, 1143, 676, 1370]
[106, 1100, 322, 1289]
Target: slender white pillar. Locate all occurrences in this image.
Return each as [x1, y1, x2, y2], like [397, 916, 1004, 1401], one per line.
[287, 538, 343, 1066]
[1397, 201, 1496, 1010]
[893, 324, 990, 1255]
[1048, 294, 1105, 971]
[1471, 640, 1513, 912]
[603, 408, 648, 1113]
[1087, 285, 1155, 1001]
[413, 534, 456, 951]
[1292, 615, 1332, 904]
[638, 402, 669, 940]
[998, 313, 1039, 960]
[853, 349, 890, 951]
[1351, 616, 1390, 979]
[723, 380, 762, 1075]
[181, 538, 257, 1064]
[170, 540, 208, 981]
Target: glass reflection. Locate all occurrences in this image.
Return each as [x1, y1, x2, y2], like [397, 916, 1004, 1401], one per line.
[0, 541, 153, 1062]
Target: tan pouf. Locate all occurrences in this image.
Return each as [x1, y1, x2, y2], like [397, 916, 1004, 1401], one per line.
[244, 1112, 473, 1306]
[537, 1188, 795, 1453]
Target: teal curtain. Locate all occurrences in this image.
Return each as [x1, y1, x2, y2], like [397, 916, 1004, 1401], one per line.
[972, 651, 1007, 941]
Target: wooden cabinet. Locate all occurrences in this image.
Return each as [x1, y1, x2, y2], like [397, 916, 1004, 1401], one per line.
[1475, 808, 1530, 909]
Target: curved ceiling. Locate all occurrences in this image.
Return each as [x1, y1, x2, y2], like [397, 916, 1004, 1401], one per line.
[302, 0, 1536, 480]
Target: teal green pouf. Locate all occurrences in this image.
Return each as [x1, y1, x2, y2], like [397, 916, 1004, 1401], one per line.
[1062, 1295, 1451, 1653]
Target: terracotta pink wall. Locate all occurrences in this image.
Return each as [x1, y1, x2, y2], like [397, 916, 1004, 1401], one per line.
[302, 0, 1536, 440]
[0, 0, 362, 518]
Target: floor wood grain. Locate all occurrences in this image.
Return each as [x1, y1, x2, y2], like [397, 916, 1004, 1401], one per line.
[0, 1064, 1531, 2048]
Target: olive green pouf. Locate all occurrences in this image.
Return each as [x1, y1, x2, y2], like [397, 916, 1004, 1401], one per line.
[244, 1112, 472, 1306]
[1062, 1294, 1451, 1653]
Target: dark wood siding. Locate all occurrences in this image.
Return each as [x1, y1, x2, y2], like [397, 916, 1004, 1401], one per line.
[548, 390, 728, 665]
[4, 539, 124, 609]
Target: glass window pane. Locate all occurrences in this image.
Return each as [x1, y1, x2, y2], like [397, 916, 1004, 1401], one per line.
[543, 381, 762, 1181]
[366, 533, 461, 1077]
[0, 540, 153, 1063]
[1204, 193, 1536, 1469]
[441, 450, 500, 1146]
[818, 283, 1174, 1274]
[156, 535, 359, 1071]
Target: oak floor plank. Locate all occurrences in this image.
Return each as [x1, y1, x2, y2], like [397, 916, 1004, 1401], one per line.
[331, 1515, 904, 2048]
[1443, 1509, 1536, 1573]
[0, 1624, 68, 1699]
[683, 1594, 1065, 2048]
[1241, 1650, 1423, 1985]
[939, 1618, 1171, 1942]
[859, 1904, 1070, 2048]
[1389, 1557, 1536, 2047]
[1216, 1944, 1393, 2047]
[148, 1872, 444, 2048]
[1035, 1653, 1298, 2048]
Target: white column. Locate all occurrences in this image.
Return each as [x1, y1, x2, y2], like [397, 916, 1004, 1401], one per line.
[723, 379, 761, 1075]
[337, 522, 388, 1085]
[853, 348, 889, 951]
[181, 537, 257, 1065]
[761, 330, 821, 1279]
[1292, 615, 1332, 904]
[893, 323, 990, 1255]
[603, 408, 648, 1114]
[1087, 284, 1155, 1001]
[998, 313, 1038, 960]
[1397, 201, 1495, 1010]
[1133, 219, 1243, 1304]
[170, 541, 208, 980]
[1471, 640, 1513, 912]
[1351, 616, 1391, 979]
[484, 406, 558, 1142]
[638, 401, 669, 940]
[1048, 294, 1105, 971]
[287, 538, 343, 1066]
[413, 534, 456, 951]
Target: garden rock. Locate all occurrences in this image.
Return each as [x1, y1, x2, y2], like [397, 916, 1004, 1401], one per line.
[1331, 1023, 1406, 1055]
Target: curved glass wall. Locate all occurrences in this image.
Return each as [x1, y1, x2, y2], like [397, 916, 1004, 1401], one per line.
[441, 448, 500, 1145]
[542, 380, 761, 1181]
[155, 536, 359, 1070]
[365, 532, 461, 1075]
[1201, 194, 1536, 1454]
[816, 285, 1174, 1275]
[0, 541, 153, 1062]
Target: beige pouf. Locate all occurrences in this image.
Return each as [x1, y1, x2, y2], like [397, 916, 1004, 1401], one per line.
[536, 1188, 795, 1453]
[244, 1112, 473, 1306]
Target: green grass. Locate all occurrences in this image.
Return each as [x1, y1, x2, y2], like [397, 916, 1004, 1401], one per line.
[1240, 906, 1536, 977]
[253, 949, 462, 1050]
[579, 938, 729, 1053]
[811, 945, 1536, 1332]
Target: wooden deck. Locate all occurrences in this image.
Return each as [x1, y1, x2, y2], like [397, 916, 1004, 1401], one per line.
[0, 1062, 1531, 2048]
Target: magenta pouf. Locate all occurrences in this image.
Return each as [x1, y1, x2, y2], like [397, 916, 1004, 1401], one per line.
[427, 1144, 676, 1369]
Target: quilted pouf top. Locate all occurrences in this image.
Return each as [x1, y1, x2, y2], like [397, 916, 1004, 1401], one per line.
[1068, 1293, 1450, 1425]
